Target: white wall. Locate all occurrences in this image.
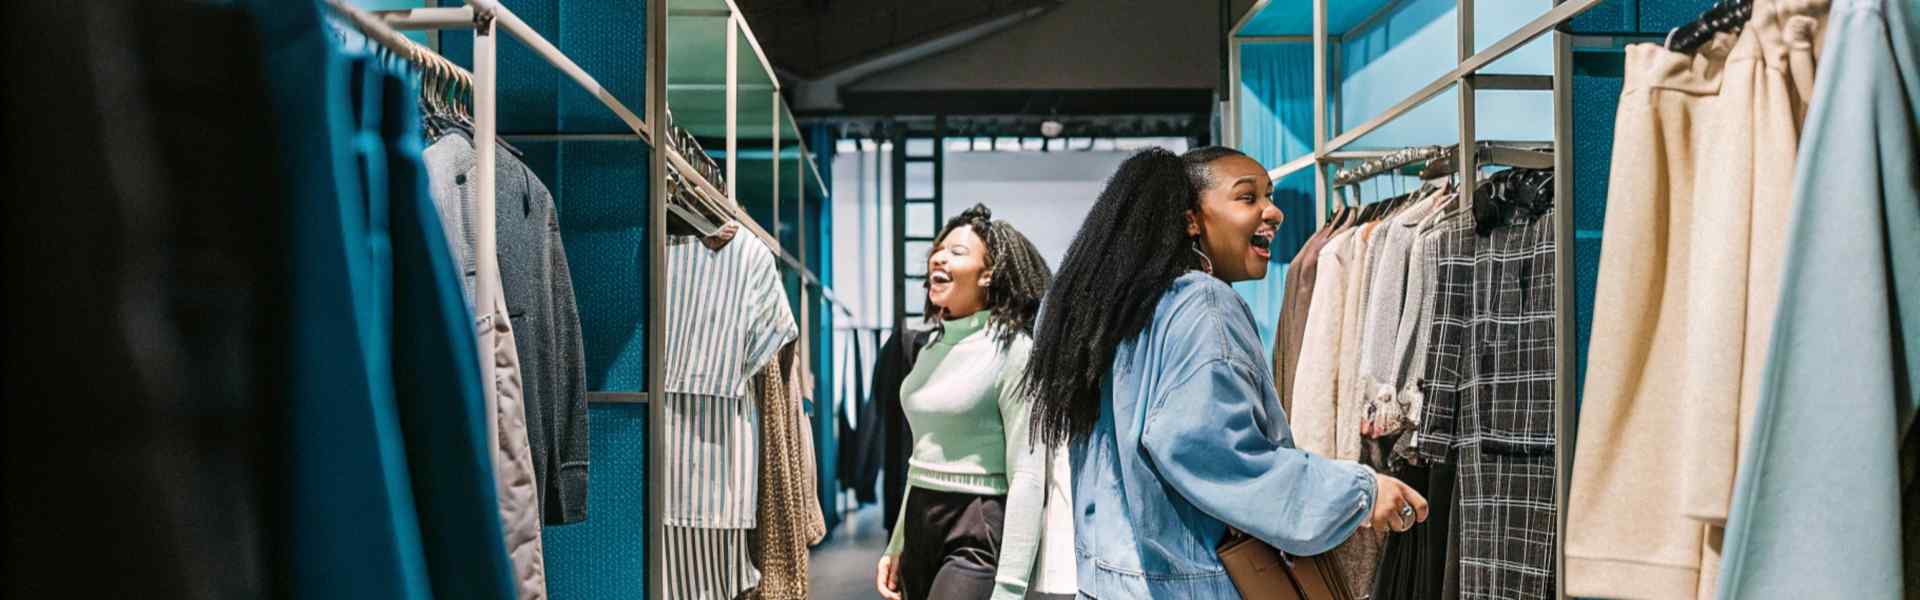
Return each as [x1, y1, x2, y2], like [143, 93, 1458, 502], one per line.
[830, 140, 1191, 327]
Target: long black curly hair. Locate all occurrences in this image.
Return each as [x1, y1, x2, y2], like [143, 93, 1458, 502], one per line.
[930, 204, 1053, 352]
[1024, 146, 1251, 446]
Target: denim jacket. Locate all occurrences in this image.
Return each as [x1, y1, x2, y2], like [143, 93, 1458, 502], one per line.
[1072, 272, 1377, 599]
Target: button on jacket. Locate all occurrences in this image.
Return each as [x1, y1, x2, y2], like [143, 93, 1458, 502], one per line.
[1072, 272, 1377, 600]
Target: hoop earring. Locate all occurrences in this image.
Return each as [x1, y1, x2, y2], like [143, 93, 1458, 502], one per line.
[1191, 238, 1214, 274]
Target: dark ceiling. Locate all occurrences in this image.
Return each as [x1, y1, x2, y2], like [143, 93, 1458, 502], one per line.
[733, 0, 1059, 80]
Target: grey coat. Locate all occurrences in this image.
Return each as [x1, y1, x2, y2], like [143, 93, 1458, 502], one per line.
[425, 131, 591, 525]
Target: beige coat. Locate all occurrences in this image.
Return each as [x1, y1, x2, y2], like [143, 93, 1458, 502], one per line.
[1568, 2, 1825, 597]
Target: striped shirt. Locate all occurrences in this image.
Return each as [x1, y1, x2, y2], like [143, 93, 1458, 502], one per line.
[664, 234, 798, 399]
[663, 234, 798, 528]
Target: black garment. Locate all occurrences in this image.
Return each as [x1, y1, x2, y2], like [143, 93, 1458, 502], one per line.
[1371, 463, 1458, 600]
[2, 2, 286, 597]
[848, 338, 884, 505]
[877, 326, 937, 535]
[899, 487, 1007, 600]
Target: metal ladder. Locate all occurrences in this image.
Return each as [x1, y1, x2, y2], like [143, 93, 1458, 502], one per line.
[891, 117, 946, 325]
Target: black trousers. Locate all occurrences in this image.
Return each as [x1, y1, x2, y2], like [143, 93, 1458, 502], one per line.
[900, 487, 1007, 600]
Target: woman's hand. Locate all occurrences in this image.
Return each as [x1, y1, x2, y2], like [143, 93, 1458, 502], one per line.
[876, 554, 902, 600]
[1365, 473, 1430, 533]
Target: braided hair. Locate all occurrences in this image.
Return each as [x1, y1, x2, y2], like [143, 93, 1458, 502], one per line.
[1023, 146, 1250, 446]
[930, 204, 1053, 352]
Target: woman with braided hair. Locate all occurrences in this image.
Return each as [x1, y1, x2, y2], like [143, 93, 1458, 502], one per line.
[1020, 147, 1429, 599]
[874, 204, 1065, 600]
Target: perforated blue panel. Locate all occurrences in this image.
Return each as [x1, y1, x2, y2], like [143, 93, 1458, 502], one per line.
[441, 0, 563, 134]
[1569, 50, 1627, 412]
[543, 403, 648, 600]
[442, 0, 646, 135]
[558, 1, 646, 133]
[1568, 0, 1716, 34]
[550, 141, 651, 393]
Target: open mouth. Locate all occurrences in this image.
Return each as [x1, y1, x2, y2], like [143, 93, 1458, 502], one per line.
[1249, 230, 1275, 260]
[929, 270, 953, 285]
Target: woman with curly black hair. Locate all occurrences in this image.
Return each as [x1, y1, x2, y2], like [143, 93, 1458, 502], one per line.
[1021, 147, 1429, 599]
[873, 204, 1059, 600]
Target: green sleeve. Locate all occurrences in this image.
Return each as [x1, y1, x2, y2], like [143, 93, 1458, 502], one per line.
[885, 486, 909, 556]
[990, 337, 1046, 600]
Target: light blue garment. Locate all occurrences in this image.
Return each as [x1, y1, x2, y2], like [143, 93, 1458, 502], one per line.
[1717, 0, 1920, 597]
[1071, 272, 1377, 599]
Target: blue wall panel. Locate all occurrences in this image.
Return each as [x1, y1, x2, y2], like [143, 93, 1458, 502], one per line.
[442, 0, 647, 135]
[442, 0, 563, 134]
[559, 1, 647, 133]
[544, 141, 651, 393]
[543, 404, 648, 600]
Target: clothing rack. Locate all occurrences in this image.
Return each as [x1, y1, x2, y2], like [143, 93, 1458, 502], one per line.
[1230, 1, 1608, 596]
[327, 6, 849, 597]
[1332, 141, 1555, 187]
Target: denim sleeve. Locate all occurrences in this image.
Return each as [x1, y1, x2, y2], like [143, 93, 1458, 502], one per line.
[1141, 357, 1377, 556]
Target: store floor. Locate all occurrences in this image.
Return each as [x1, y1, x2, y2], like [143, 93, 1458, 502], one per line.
[809, 503, 890, 599]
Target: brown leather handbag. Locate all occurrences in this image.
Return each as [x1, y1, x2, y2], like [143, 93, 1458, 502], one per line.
[1216, 529, 1354, 600]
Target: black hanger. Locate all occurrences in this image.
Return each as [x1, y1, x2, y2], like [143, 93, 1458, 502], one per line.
[1667, 0, 1752, 53]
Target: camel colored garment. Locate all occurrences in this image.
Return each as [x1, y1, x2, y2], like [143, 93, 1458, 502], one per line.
[746, 346, 823, 600]
[1569, 3, 1825, 597]
[1291, 228, 1358, 456]
[1677, 0, 1826, 525]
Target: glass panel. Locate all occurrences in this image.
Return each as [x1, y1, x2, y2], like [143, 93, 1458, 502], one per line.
[906, 138, 936, 157]
[905, 285, 928, 315]
[906, 203, 936, 239]
[905, 240, 933, 276]
[905, 162, 935, 200]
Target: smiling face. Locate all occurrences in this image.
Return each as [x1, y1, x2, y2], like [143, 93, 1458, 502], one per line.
[927, 225, 992, 318]
[1186, 154, 1283, 283]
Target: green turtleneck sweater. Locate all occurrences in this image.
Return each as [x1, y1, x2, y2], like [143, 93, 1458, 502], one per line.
[886, 310, 1045, 600]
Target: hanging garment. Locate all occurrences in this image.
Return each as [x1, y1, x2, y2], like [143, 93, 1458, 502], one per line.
[1291, 227, 1359, 455]
[423, 130, 591, 525]
[250, 0, 437, 590]
[1570, 2, 1828, 596]
[665, 526, 760, 600]
[786, 342, 829, 545]
[1718, 0, 1920, 597]
[1358, 190, 1444, 439]
[747, 345, 822, 600]
[1566, 37, 1724, 600]
[1273, 215, 1345, 416]
[1337, 222, 1384, 462]
[2, 2, 286, 595]
[1414, 198, 1479, 465]
[1676, 0, 1827, 527]
[1454, 202, 1558, 600]
[377, 65, 522, 600]
[1370, 463, 1458, 600]
[662, 233, 797, 530]
[419, 129, 550, 599]
[851, 340, 884, 505]
[877, 326, 937, 535]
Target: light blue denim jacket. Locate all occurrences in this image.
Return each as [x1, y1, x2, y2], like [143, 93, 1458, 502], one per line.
[1072, 272, 1376, 599]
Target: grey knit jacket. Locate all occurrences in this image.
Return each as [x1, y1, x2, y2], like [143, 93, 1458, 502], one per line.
[425, 131, 591, 525]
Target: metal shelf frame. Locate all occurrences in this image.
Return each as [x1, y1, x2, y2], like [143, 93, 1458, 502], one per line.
[1229, 1, 1605, 597]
